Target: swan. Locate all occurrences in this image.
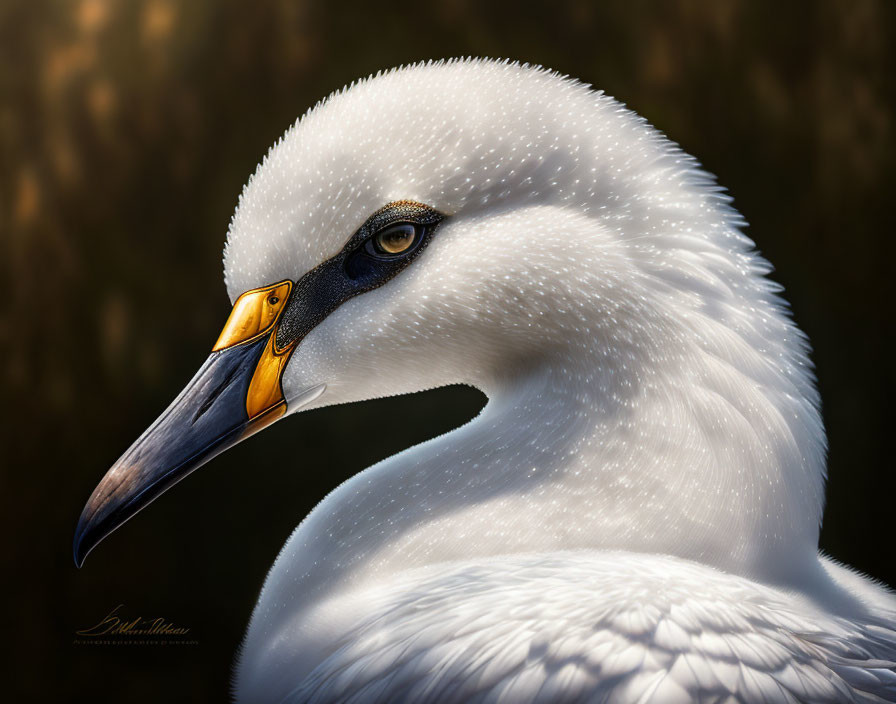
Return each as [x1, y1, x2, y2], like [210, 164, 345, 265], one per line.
[74, 59, 896, 703]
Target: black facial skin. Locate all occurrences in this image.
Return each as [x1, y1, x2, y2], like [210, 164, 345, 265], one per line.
[274, 201, 444, 351]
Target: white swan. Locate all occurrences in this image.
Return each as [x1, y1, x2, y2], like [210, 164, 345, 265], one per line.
[75, 59, 896, 703]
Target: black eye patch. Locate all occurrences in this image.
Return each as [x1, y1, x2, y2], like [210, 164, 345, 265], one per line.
[274, 201, 444, 351]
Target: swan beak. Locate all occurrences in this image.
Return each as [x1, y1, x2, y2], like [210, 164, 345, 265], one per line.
[74, 280, 299, 567]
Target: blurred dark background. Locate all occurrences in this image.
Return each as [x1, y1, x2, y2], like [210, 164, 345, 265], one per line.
[2, 0, 893, 700]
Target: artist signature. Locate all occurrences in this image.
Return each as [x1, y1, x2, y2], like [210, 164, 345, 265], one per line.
[74, 604, 196, 644]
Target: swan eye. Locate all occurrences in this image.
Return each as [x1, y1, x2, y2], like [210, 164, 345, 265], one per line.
[277, 201, 443, 348]
[372, 223, 418, 256]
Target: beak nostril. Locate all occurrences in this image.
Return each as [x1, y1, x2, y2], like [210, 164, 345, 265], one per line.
[191, 363, 241, 425]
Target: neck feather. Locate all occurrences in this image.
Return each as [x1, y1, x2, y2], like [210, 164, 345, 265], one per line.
[256, 326, 825, 628]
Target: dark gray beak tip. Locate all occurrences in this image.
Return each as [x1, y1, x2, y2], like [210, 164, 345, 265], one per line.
[73, 517, 91, 568]
[73, 493, 126, 568]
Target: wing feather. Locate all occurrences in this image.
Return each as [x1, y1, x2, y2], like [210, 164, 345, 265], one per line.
[282, 552, 896, 703]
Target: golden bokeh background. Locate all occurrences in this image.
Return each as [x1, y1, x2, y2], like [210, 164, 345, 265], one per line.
[3, 0, 893, 699]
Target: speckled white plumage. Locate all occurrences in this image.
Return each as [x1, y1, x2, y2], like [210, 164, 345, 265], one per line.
[222, 60, 895, 702]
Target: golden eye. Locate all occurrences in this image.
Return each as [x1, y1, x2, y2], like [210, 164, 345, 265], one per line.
[374, 223, 417, 255]
[268, 295, 280, 306]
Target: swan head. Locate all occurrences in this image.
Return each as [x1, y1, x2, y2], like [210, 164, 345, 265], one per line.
[75, 59, 825, 578]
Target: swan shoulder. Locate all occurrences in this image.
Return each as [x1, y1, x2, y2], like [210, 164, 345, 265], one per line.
[280, 551, 896, 703]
